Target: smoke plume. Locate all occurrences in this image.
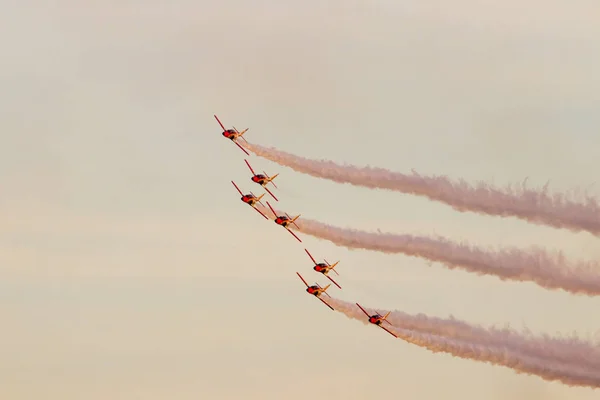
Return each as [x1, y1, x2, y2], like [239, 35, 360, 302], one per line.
[328, 298, 600, 371]
[328, 297, 600, 388]
[255, 204, 600, 296]
[244, 141, 600, 236]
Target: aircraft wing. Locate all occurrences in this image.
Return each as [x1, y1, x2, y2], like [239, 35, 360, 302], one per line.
[317, 296, 334, 311]
[231, 181, 243, 196]
[252, 205, 268, 219]
[325, 274, 342, 289]
[286, 227, 302, 242]
[263, 186, 278, 201]
[234, 141, 250, 156]
[355, 303, 371, 318]
[296, 272, 309, 288]
[244, 159, 256, 175]
[266, 201, 278, 217]
[214, 115, 226, 131]
[304, 249, 318, 265]
[379, 325, 398, 338]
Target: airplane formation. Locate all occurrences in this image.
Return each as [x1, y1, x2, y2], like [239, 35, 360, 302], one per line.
[216, 114, 397, 338]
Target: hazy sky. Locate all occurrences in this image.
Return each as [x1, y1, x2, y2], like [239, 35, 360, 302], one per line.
[2, 1, 600, 399]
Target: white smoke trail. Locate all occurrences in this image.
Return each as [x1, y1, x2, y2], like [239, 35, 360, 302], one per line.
[243, 141, 600, 236]
[255, 204, 600, 296]
[327, 298, 600, 371]
[328, 298, 600, 388]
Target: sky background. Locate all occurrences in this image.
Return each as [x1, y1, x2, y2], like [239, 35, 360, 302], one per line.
[1, 1, 600, 399]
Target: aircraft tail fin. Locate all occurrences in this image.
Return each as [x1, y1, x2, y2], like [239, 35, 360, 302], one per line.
[382, 311, 393, 325]
[265, 172, 279, 188]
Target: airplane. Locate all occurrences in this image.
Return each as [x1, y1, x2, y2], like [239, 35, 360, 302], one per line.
[266, 201, 302, 242]
[244, 159, 279, 201]
[355, 303, 397, 338]
[304, 249, 341, 289]
[231, 181, 268, 219]
[214, 114, 250, 156]
[296, 272, 333, 311]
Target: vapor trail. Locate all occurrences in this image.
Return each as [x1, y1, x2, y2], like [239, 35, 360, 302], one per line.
[255, 204, 600, 296]
[328, 298, 600, 388]
[243, 141, 600, 236]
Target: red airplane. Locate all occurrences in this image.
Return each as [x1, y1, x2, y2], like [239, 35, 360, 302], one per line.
[304, 249, 341, 289]
[356, 303, 397, 338]
[266, 201, 302, 242]
[296, 272, 333, 311]
[245, 159, 279, 201]
[214, 114, 250, 156]
[231, 181, 268, 219]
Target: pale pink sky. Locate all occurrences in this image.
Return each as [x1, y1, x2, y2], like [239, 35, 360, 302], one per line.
[1, 1, 599, 399]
